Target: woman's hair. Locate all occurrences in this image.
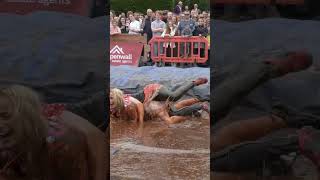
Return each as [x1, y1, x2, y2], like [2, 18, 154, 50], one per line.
[0, 85, 48, 179]
[172, 16, 179, 25]
[110, 88, 125, 111]
[111, 19, 119, 26]
[165, 21, 176, 34]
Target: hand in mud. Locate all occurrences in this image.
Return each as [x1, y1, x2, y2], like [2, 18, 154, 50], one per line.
[137, 122, 144, 139]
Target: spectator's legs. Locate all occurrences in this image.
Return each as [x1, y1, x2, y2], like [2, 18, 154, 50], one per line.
[154, 42, 158, 57]
[160, 42, 164, 55]
[187, 42, 191, 57]
[180, 42, 185, 57]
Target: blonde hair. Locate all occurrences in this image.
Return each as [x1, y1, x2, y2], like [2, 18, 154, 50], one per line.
[0, 85, 48, 179]
[110, 88, 125, 111]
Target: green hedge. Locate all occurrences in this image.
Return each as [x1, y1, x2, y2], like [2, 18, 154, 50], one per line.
[110, 0, 209, 14]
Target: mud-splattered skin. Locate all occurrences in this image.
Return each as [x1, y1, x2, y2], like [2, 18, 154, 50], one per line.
[110, 93, 144, 122]
[111, 101, 140, 122]
[144, 100, 196, 124]
[144, 101, 167, 119]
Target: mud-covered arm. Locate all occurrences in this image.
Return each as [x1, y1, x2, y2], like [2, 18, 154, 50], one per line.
[157, 110, 186, 124]
[130, 97, 144, 123]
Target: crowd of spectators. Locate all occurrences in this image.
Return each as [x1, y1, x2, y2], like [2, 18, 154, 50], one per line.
[110, 1, 210, 62]
[110, 1, 210, 42]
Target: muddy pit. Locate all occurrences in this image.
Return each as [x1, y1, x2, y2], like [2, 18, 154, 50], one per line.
[110, 114, 210, 180]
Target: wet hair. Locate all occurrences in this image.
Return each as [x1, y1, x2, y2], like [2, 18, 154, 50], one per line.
[110, 88, 125, 111]
[0, 85, 48, 179]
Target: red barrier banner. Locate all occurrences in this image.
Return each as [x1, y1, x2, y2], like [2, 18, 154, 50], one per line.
[110, 41, 144, 66]
[0, 0, 92, 16]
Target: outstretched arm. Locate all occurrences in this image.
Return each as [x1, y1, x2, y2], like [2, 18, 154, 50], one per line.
[130, 97, 144, 123]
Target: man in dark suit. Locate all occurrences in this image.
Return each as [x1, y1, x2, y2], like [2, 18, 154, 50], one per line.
[174, 1, 183, 15]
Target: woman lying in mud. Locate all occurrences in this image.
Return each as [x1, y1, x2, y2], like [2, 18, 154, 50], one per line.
[110, 77, 208, 123]
[211, 51, 320, 174]
[0, 85, 107, 180]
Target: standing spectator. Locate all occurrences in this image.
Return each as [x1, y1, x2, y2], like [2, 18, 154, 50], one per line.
[167, 12, 173, 22]
[194, 18, 209, 57]
[143, 9, 153, 43]
[191, 9, 197, 17]
[179, 12, 185, 23]
[192, 14, 198, 25]
[178, 11, 195, 36]
[206, 17, 210, 30]
[139, 14, 144, 23]
[193, 18, 208, 37]
[172, 16, 179, 26]
[151, 11, 166, 56]
[162, 11, 168, 23]
[128, 14, 142, 35]
[110, 19, 121, 35]
[134, 12, 140, 21]
[127, 11, 133, 17]
[119, 17, 128, 34]
[162, 21, 178, 37]
[151, 11, 165, 37]
[185, 5, 189, 12]
[178, 11, 196, 57]
[193, 4, 201, 15]
[114, 16, 120, 24]
[152, 12, 156, 21]
[174, 1, 183, 15]
[202, 11, 208, 19]
[162, 21, 178, 57]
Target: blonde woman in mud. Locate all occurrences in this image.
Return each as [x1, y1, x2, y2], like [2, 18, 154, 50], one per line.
[0, 85, 107, 180]
[110, 77, 208, 124]
[110, 88, 144, 122]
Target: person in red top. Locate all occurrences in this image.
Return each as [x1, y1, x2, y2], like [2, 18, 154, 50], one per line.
[0, 85, 107, 180]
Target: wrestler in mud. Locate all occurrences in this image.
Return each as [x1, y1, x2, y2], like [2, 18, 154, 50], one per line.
[212, 51, 320, 175]
[0, 85, 107, 180]
[110, 77, 209, 124]
[144, 97, 209, 124]
[110, 88, 144, 122]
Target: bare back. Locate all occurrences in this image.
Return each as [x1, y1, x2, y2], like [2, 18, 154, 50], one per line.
[144, 101, 168, 119]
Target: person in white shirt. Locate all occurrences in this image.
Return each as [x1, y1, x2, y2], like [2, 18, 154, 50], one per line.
[128, 14, 142, 35]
